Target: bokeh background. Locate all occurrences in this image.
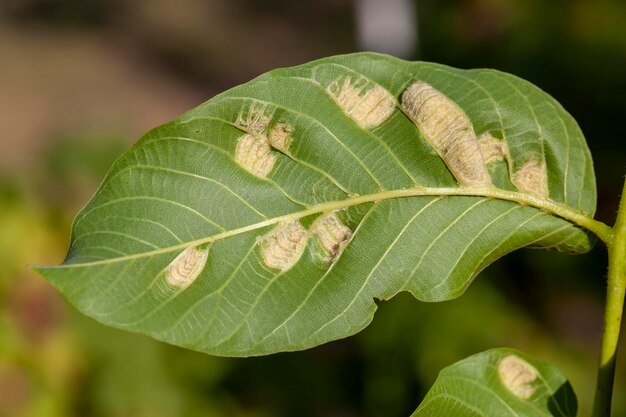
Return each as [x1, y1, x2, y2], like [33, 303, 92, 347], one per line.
[1, 0, 625, 416]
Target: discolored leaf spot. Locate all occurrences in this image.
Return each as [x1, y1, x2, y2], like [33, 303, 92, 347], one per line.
[311, 212, 352, 262]
[478, 132, 508, 164]
[235, 101, 272, 134]
[327, 75, 395, 128]
[166, 246, 209, 289]
[499, 354, 538, 399]
[401, 81, 492, 187]
[234, 134, 276, 178]
[260, 220, 308, 271]
[268, 122, 293, 153]
[512, 159, 549, 198]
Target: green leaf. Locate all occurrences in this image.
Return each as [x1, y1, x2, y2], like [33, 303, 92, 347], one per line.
[37, 52, 600, 356]
[412, 348, 577, 417]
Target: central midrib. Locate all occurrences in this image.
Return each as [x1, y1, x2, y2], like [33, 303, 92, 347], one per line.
[56, 186, 612, 269]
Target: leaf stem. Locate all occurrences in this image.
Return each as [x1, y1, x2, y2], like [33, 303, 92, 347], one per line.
[52, 186, 612, 269]
[592, 178, 626, 417]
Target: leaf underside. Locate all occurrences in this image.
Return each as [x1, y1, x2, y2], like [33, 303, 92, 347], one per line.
[412, 348, 577, 417]
[38, 52, 596, 357]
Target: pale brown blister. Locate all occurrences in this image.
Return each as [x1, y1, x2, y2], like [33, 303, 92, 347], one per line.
[328, 76, 395, 129]
[512, 159, 549, 198]
[402, 82, 492, 187]
[311, 212, 352, 263]
[268, 123, 293, 153]
[260, 220, 308, 271]
[498, 355, 538, 399]
[166, 246, 209, 289]
[478, 132, 507, 164]
[235, 134, 276, 178]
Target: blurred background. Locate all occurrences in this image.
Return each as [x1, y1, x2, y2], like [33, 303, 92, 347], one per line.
[1, 0, 625, 416]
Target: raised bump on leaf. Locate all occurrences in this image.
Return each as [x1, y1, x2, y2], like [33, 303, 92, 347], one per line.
[166, 246, 209, 289]
[478, 132, 507, 164]
[260, 220, 308, 271]
[327, 76, 395, 129]
[268, 123, 293, 152]
[311, 212, 352, 262]
[512, 159, 549, 198]
[235, 134, 276, 178]
[498, 354, 538, 399]
[401, 81, 492, 187]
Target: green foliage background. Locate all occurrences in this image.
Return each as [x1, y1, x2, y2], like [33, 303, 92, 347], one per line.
[1, 1, 625, 416]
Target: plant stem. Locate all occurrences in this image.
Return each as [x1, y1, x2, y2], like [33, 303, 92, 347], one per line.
[592, 178, 626, 417]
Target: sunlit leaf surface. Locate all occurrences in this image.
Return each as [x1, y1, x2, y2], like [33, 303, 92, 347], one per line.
[38, 52, 596, 356]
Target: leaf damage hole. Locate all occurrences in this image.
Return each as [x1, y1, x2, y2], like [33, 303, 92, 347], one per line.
[401, 82, 492, 187]
[311, 212, 352, 262]
[328, 76, 395, 129]
[260, 220, 308, 271]
[512, 159, 549, 198]
[166, 245, 209, 289]
[498, 354, 538, 399]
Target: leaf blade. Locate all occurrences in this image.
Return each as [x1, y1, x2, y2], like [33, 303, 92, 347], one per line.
[412, 348, 577, 417]
[38, 52, 598, 356]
